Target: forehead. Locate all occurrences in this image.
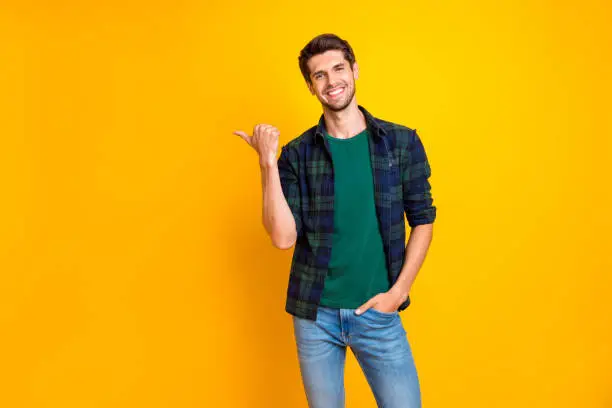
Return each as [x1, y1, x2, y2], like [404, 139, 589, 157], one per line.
[307, 50, 348, 74]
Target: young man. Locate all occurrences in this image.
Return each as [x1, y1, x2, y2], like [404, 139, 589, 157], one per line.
[234, 33, 436, 408]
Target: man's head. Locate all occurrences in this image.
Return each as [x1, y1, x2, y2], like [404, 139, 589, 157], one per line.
[298, 33, 359, 112]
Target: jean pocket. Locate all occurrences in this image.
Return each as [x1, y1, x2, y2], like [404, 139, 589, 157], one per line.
[368, 307, 398, 318]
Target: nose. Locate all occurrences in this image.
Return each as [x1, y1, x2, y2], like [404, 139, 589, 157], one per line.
[328, 77, 342, 90]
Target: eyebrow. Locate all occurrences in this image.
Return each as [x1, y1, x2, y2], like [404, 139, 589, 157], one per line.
[312, 63, 345, 78]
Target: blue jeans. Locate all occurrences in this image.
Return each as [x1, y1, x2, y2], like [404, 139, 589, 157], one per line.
[292, 306, 421, 408]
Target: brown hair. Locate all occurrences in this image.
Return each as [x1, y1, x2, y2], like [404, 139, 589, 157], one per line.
[298, 33, 356, 84]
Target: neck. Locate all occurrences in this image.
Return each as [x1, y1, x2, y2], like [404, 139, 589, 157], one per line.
[323, 101, 367, 139]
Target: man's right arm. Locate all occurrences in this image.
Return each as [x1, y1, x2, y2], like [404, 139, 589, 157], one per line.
[233, 124, 300, 250]
[260, 155, 298, 249]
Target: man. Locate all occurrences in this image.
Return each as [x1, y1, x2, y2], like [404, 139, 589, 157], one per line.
[234, 33, 436, 408]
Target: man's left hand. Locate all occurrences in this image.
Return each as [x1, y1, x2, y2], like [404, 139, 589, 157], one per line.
[355, 290, 404, 315]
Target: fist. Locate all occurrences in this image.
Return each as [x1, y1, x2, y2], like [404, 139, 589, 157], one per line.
[233, 124, 280, 167]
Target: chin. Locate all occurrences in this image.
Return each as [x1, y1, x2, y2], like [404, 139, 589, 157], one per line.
[327, 99, 352, 112]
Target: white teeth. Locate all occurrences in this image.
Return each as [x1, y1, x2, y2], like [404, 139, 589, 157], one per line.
[328, 88, 343, 96]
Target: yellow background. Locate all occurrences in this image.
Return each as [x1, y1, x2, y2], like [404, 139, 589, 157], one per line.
[1, 1, 610, 407]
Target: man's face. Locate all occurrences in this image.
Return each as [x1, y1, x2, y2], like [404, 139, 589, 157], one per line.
[306, 50, 359, 112]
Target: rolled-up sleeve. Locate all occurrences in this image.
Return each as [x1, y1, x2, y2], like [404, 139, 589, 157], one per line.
[402, 129, 437, 227]
[277, 145, 303, 238]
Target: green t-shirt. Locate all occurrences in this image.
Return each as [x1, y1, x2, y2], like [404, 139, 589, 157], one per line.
[319, 128, 390, 309]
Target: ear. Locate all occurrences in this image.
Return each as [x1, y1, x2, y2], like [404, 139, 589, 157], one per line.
[352, 62, 359, 80]
[307, 81, 315, 95]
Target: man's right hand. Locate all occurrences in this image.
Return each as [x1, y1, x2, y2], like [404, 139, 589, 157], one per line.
[233, 124, 280, 167]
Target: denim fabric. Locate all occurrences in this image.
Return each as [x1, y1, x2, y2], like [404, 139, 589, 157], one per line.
[292, 306, 421, 408]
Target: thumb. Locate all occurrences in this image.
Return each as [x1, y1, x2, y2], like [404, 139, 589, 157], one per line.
[355, 299, 374, 315]
[233, 130, 252, 145]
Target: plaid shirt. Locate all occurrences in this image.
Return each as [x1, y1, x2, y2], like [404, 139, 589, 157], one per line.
[277, 105, 436, 320]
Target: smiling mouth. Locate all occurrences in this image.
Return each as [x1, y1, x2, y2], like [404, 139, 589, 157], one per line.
[326, 87, 345, 99]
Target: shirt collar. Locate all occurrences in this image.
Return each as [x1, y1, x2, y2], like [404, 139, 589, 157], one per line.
[314, 104, 387, 143]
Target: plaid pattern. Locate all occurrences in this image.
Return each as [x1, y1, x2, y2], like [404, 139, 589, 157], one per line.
[277, 105, 436, 320]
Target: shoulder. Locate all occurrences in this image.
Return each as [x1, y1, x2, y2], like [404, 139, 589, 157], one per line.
[281, 125, 317, 153]
[374, 117, 420, 150]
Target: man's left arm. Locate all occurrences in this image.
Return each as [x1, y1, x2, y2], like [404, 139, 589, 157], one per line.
[356, 129, 436, 314]
[388, 223, 433, 304]
[389, 129, 437, 305]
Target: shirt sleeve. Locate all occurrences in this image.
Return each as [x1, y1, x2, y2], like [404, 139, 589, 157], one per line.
[277, 145, 303, 238]
[402, 129, 437, 227]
